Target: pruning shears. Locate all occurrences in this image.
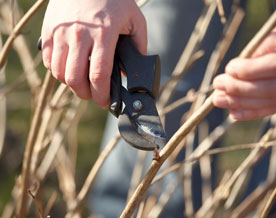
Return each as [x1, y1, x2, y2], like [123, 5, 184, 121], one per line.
[38, 35, 166, 151]
[109, 35, 166, 151]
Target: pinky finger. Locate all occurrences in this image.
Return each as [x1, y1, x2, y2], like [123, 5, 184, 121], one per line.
[230, 107, 276, 121]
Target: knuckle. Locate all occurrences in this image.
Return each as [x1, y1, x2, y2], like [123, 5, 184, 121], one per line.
[95, 26, 111, 42]
[52, 70, 64, 82]
[72, 23, 87, 40]
[43, 60, 51, 70]
[89, 71, 108, 84]
[55, 27, 66, 39]
[76, 91, 92, 100]
[65, 75, 81, 88]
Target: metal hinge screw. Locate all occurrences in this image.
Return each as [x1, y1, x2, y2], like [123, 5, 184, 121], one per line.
[133, 100, 143, 111]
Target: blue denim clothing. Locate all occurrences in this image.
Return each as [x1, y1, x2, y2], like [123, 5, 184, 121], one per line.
[90, 0, 275, 217]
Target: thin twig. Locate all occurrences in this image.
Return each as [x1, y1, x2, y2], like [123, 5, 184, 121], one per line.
[18, 71, 55, 218]
[158, 2, 217, 108]
[68, 134, 121, 216]
[0, 33, 6, 157]
[260, 187, 276, 218]
[127, 150, 148, 203]
[230, 180, 276, 218]
[0, 0, 48, 69]
[152, 163, 182, 184]
[216, 0, 226, 24]
[240, 11, 276, 58]
[56, 145, 77, 211]
[191, 7, 244, 112]
[196, 129, 275, 218]
[28, 190, 43, 218]
[36, 97, 82, 181]
[159, 90, 196, 116]
[30, 84, 70, 174]
[120, 94, 214, 218]
[43, 191, 57, 218]
[120, 11, 276, 217]
[1, 3, 42, 91]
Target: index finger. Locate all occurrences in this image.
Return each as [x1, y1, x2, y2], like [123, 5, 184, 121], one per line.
[225, 53, 276, 80]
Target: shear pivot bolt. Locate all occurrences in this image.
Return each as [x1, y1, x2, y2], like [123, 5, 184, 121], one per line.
[133, 100, 143, 111]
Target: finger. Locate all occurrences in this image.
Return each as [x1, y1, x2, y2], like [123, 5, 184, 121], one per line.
[213, 74, 276, 98]
[225, 53, 276, 80]
[65, 42, 92, 100]
[229, 107, 276, 121]
[41, 36, 53, 70]
[89, 35, 117, 108]
[129, 11, 147, 55]
[51, 36, 69, 83]
[213, 90, 276, 110]
[252, 31, 276, 57]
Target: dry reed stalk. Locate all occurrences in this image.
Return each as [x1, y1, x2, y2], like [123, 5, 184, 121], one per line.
[151, 140, 276, 188]
[31, 84, 69, 173]
[158, 50, 205, 97]
[0, 33, 6, 156]
[0, 0, 48, 69]
[136, 199, 146, 218]
[151, 163, 181, 184]
[43, 191, 57, 218]
[224, 171, 249, 211]
[127, 150, 148, 203]
[120, 10, 276, 218]
[17, 71, 55, 218]
[216, 0, 226, 24]
[187, 117, 235, 162]
[120, 95, 214, 218]
[0, 3, 42, 92]
[267, 145, 276, 183]
[157, 8, 244, 186]
[28, 189, 43, 218]
[199, 155, 212, 202]
[196, 128, 276, 218]
[56, 146, 78, 212]
[197, 121, 212, 202]
[159, 90, 196, 116]
[148, 180, 179, 218]
[260, 187, 276, 218]
[36, 97, 82, 181]
[67, 134, 121, 217]
[230, 180, 276, 218]
[66, 100, 88, 176]
[183, 132, 195, 216]
[0, 74, 26, 98]
[158, 2, 217, 108]
[191, 6, 244, 111]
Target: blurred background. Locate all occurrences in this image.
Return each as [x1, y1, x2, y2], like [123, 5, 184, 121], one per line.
[0, 0, 273, 216]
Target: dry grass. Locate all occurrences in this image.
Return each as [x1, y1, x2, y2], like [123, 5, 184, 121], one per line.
[0, 0, 275, 218]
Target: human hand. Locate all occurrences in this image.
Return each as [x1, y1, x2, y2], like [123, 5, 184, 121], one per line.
[41, 0, 147, 108]
[213, 28, 276, 121]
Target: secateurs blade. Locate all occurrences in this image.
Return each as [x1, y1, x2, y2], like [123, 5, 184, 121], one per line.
[109, 35, 166, 151]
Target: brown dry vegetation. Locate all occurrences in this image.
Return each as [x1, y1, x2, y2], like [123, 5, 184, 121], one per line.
[0, 0, 275, 218]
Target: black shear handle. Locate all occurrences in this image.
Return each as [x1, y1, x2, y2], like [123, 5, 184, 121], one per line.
[109, 35, 161, 117]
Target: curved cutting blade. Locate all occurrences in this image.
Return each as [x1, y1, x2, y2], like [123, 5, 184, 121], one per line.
[119, 88, 166, 150]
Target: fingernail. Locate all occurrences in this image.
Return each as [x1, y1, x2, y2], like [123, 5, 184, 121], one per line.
[213, 76, 225, 90]
[230, 110, 243, 120]
[213, 95, 228, 108]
